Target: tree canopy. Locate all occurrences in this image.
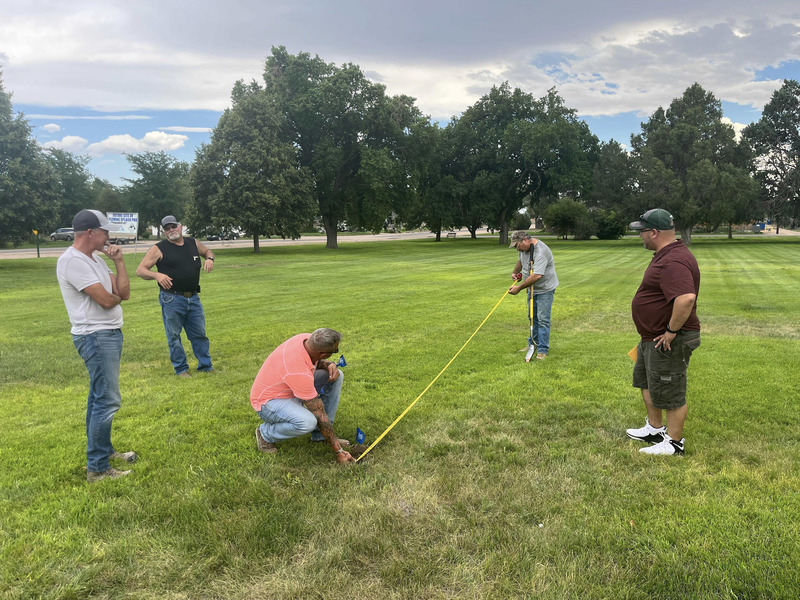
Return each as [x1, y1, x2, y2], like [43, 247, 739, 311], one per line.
[189, 80, 316, 252]
[0, 71, 58, 246]
[743, 79, 800, 228]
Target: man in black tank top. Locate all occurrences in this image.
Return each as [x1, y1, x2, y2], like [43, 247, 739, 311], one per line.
[136, 215, 216, 376]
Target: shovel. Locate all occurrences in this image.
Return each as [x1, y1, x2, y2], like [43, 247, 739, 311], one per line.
[525, 292, 538, 362]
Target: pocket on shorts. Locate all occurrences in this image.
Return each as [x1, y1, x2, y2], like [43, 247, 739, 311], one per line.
[159, 291, 174, 305]
[648, 370, 687, 409]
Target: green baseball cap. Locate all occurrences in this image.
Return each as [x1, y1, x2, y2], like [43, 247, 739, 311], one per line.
[629, 208, 674, 231]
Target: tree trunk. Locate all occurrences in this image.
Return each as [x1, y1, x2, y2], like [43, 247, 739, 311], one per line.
[434, 230, 441, 242]
[728, 223, 733, 240]
[498, 209, 509, 246]
[253, 234, 261, 253]
[679, 225, 693, 245]
[322, 215, 338, 249]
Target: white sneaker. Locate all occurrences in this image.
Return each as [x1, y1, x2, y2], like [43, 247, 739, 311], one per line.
[640, 435, 685, 456]
[626, 418, 666, 444]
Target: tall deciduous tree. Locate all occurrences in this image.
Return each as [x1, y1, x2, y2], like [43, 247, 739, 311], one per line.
[123, 151, 190, 236]
[189, 80, 316, 253]
[452, 84, 598, 245]
[631, 83, 754, 244]
[0, 71, 58, 246]
[44, 148, 93, 226]
[263, 46, 420, 249]
[743, 79, 800, 230]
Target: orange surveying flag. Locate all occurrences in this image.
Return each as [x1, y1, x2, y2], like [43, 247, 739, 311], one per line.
[628, 345, 638, 362]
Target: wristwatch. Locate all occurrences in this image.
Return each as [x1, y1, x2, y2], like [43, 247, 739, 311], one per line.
[665, 324, 679, 334]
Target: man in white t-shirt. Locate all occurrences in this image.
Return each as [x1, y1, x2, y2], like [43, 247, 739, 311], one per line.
[56, 209, 137, 483]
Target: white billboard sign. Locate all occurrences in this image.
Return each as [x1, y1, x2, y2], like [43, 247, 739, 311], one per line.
[107, 212, 139, 235]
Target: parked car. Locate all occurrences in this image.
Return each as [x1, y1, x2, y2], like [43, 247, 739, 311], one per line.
[206, 230, 240, 241]
[50, 228, 74, 241]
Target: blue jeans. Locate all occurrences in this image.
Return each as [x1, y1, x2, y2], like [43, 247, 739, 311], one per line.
[72, 329, 123, 472]
[257, 370, 344, 443]
[528, 289, 555, 354]
[159, 291, 212, 374]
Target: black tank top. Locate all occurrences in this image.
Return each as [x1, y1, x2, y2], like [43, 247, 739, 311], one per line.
[156, 237, 202, 293]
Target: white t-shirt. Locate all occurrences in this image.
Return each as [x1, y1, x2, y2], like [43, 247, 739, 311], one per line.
[56, 247, 123, 335]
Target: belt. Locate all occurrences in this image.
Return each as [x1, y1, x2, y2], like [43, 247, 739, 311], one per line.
[162, 289, 197, 298]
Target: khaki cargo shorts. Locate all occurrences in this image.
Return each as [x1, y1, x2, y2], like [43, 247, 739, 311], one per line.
[633, 331, 701, 409]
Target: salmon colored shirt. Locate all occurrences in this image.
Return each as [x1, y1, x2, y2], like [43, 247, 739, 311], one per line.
[250, 334, 317, 411]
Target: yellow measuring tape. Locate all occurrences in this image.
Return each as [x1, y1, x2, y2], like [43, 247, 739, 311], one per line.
[356, 288, 510, 462]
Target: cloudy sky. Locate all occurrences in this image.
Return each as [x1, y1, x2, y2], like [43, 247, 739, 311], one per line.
[2, 1, 799, 184]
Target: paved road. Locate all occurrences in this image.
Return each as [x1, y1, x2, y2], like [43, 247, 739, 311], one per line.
[0, 230, 449, 260]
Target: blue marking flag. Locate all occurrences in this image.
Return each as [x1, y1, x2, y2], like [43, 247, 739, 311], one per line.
[356, 427, 365, 445]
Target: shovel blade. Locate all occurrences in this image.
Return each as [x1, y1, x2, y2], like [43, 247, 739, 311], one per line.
[525, 345, 536, 362]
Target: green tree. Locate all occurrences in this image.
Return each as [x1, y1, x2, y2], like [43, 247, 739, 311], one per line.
[90, 178, 126, 214]
[589, 141, 640, 215]
[631, 83, 752, 244]
[44, 148, 93, 226]
[263, 47, 421, 249]
[544, 197, 592, 239]
[189, 80, 316, 252]
[743, 79, 800, 230]
[123, 151, 190, 236]
[0, 71, 58, 246]
[452, 84, 598, 245]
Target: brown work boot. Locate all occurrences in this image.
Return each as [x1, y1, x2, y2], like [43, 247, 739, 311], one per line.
[110, 450, 137, 463]
[256, 426, 277, 454]
[87, 467, 132, 483]
[177, 371, 191, 378]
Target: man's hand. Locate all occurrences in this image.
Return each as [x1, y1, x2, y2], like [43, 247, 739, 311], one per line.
[156, 272, 173, 289]
[512, 272, 522, 282]
[203, 259, 214, 274]
[325, 363, 340, 382]
[101, 244, 124, 262]
[508, 285, 522, 295]
[654, 331, 677, 351]
[335, 450, 356, 464]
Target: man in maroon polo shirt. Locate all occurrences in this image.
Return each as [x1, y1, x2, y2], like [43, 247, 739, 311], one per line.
[626, 209, 701, 456]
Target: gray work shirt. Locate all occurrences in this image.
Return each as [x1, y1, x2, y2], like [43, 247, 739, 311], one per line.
[519, 239, 559, 294]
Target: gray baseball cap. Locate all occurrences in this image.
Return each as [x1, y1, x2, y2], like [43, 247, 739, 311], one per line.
[72, 209, 119, 232]
[161, 215, 179, 227]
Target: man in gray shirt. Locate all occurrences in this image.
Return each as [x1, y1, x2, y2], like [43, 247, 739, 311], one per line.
[57, 209, 137, 483]
[507, 231, 559, 359]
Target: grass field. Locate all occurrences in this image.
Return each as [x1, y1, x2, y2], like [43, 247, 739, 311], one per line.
[1, 236, 799, 599]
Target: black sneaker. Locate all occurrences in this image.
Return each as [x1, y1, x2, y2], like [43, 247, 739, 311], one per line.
[626, 417, 666, 444]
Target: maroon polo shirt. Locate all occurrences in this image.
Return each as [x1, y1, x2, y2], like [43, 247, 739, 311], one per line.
[632, 241, 700, 341]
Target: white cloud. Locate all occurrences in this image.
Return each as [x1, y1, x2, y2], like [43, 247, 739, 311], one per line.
[159, 126, 213, 133]
[86, 131, 189, 155]
[41, 123, 61, 133]
[722, 117, 748, 140]
[42, 135, 89, 153]
[41, 131, 188, 156]
[25, 114, 151, 121]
